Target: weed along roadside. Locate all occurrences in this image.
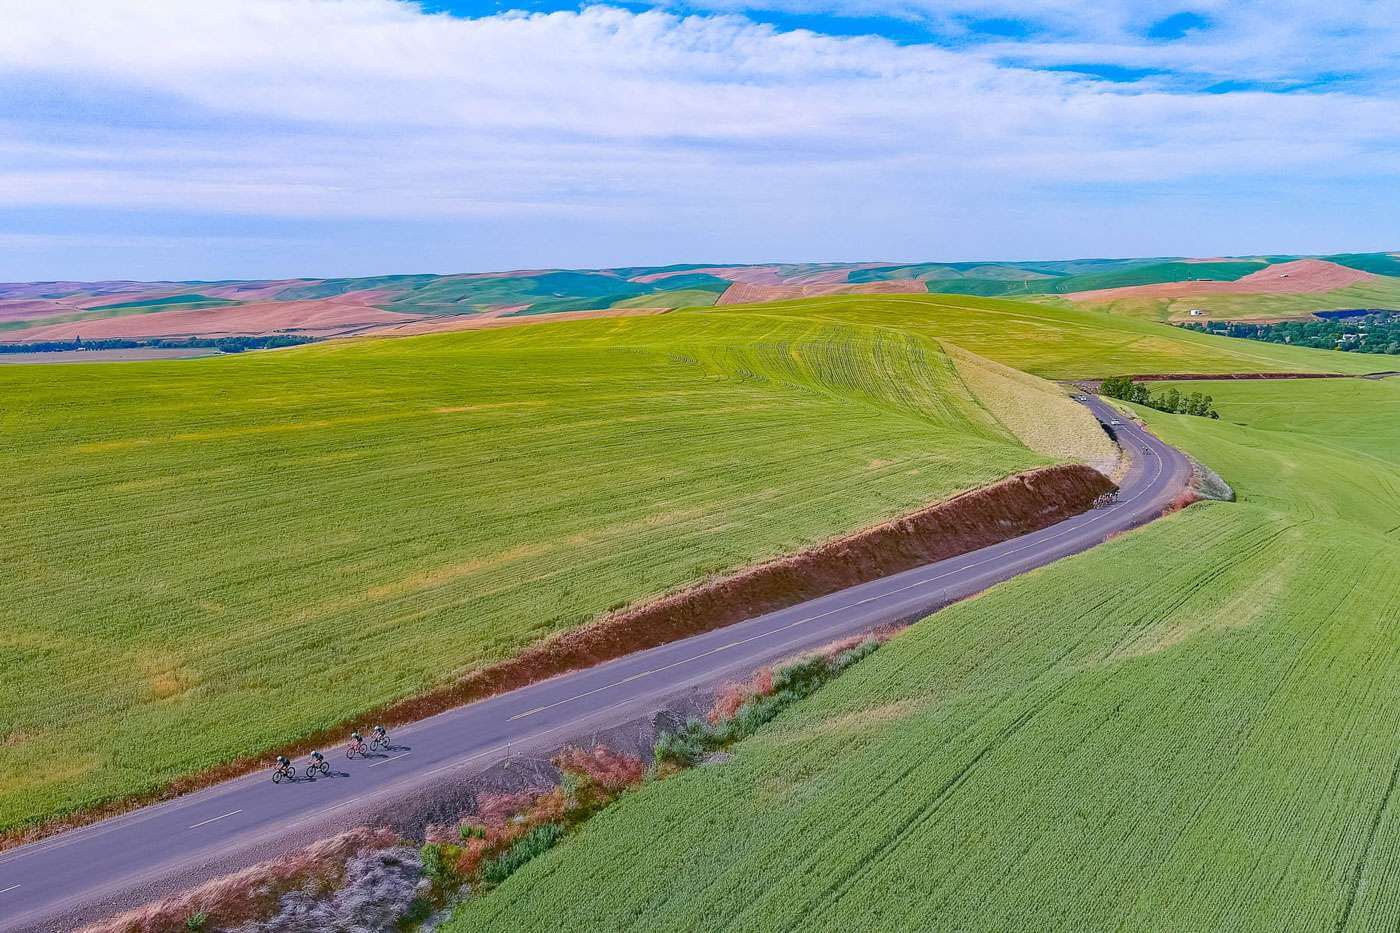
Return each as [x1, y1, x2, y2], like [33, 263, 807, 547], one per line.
[80, 633, 894, 932]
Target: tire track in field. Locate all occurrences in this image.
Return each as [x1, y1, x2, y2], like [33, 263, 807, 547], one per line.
[785, 665, 1084, 927]
[1328, 559, 1400, 933]
[1335, 751, 1400, 932]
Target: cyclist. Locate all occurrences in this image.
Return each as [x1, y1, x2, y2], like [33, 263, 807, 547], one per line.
[371, 724, 390, 750]
[272, 755, 296, 783]
[307, 750, 329, 777]
[346, 731, 367, 758]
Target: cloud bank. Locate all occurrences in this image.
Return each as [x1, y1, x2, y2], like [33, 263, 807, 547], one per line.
[0, 0, 1396, 277]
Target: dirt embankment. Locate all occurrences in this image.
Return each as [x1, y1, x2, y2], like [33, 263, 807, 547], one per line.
[2, 463, 1112, 852]
[408, 464, 1113, 712]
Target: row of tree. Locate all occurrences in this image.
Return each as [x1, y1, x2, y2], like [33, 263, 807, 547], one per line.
[0, 334, 316, 354]
[1100, 376, 1220, 419]
[1179, 312, 1400, 354]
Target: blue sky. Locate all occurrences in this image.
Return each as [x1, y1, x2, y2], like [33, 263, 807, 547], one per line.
[0, 0, 1397, 280]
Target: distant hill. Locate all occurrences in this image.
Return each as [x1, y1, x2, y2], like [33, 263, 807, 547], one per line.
[4, 252, 1398, 342]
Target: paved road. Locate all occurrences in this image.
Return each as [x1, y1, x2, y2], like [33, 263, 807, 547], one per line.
[0, 397, 1190, 932]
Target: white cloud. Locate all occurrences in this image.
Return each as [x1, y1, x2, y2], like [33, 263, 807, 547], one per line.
[0, 0, 1396, 261]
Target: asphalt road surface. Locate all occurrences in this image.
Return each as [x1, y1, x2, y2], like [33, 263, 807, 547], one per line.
[0, 397, 1191, 932]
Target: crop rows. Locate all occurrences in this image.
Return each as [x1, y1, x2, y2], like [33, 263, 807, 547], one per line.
[453, 377, 1400, 931]
[0, 307, 1069, 832]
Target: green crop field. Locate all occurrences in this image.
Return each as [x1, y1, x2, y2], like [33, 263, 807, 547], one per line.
[452, 375, 1400, 931]
[3, 297, 1392, 836]
[0, 302, 1123, 833]
[725, 293, 1397, 377]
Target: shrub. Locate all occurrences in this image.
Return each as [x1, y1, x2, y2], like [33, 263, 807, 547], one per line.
[184, 912, 208, 931]
[555, 745, 646, 793]
[659, 634, 893, 765]
[653, 719, 711, 767]
[708, 668, 774, 724]
[480, 823, 565, 886]
[420, 841, 463, 892]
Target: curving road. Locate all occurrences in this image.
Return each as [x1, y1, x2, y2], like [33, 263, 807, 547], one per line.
[0, 397, 1190, 932]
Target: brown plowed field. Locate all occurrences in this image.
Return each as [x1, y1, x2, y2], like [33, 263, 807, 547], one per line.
[1066, 259, 1375, 303]
[715, 280, 929, 305]
[4, 291, 415, 341]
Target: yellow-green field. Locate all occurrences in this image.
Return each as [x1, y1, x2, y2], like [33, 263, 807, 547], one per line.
[1, 303, 1103, 833]
[451, 375, 1400, 931]
[2, 297, 1390, 835]
[735, 293, 1395, 377]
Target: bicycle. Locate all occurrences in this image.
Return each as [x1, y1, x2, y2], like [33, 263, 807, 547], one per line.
[370, 727, 391, 752]
[272, 758, 297, 784]
[306, 752, 330, 778]
[346, 733, 368, 759]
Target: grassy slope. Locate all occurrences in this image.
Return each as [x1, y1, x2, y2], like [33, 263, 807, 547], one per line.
[453, 375, 1400, 932]
[4, 296, 1389, 833]
[942, 342, 1117, 466]
[723, 293, 1398, 377]
[609, 288, 723, 310]
[0, 308, 1070, 833]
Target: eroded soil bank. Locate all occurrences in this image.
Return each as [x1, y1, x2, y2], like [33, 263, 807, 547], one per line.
[4, 463, 1113, 850]
[363, 465, 1112, 727]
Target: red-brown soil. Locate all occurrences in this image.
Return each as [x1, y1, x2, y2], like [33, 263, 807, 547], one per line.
[0, 298, 91, 324]
[715, 280, 928, 305]
[782, 264, 890, 285]
[1067, 259, 1376, 302]
[1, 463, 1111, 852]
[4, 291, 416, 341]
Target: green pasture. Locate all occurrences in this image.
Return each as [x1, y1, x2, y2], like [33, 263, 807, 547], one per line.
[454, 376, 1400, 932]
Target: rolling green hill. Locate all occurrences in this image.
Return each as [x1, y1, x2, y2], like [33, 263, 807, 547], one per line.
[3, 295, 1393, 836]
[723, 293, 1397, 378]
[6, 253, 1398, 342]
[0, 303, 1099, 833]
[449, 374, 1400, 932]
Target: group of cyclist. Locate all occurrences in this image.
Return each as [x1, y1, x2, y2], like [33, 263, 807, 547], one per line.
[271, 725, 390, 782]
